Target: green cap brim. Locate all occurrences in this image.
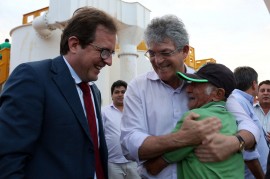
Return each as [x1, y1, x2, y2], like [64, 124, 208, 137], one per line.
[176, 72, 208, 83]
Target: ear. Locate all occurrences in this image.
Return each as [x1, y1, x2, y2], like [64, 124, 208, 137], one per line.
[212, 88, 226, 101]
[68, 36, 80, 53]
[182, 45, 190, 59]
[251, 80, 257, 90]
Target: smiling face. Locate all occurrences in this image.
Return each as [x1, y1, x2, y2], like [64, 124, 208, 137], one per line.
[66, 25, 116, 82]
[147, 39, 188, 89]
[186, 82, 218, 109]
[112, 86, 126, 107]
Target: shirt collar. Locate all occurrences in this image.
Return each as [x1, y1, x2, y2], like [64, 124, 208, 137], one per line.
[234, 89, 254, 105]
[62, 56, 93, 85]
[253, 102, 261, 108]
[110, 102, 122, 112]
[147, 64, 195, 81]
[146, 64, 195, 90]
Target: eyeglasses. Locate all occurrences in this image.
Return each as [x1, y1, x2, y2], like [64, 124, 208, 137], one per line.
[144, 47, 182, 59]
[89, 43, 115, 60]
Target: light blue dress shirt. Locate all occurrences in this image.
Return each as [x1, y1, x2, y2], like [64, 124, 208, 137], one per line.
[228, 89, 269, 179]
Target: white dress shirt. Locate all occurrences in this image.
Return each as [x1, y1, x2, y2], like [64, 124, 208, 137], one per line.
[120, 70, 190, 179]
[102, 103, 130, 163]
[254, 103, 270, 133]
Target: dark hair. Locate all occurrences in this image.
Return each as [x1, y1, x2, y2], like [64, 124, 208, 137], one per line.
[234, 66, 258, 91]
[111, 80, 127, 95]
[5, 39, 9, 42]
[60, 7, 117, 55]
[259, 80, 270, 88]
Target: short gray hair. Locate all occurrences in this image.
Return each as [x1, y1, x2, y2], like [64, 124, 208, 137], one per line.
[144, 15, 189, 48]
[204, 83, 217, 96]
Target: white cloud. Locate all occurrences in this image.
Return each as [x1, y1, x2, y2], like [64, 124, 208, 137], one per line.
[0, 0, 49, 42]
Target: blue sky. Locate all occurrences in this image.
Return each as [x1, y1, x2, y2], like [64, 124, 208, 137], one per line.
[1, 0, 270, 82]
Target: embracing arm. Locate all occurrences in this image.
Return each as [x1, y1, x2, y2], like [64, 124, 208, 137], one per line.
[226, 94, 258, 149]
[139, 113, 221, 160]
[143, 111, 222, 175]
[121, 79, 221, 163]
[195, 132, 248, 162]
[195, 95, 257, 162]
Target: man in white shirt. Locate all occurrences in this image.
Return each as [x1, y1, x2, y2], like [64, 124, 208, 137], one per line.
[120, 14, 259, 179]
[102, 80, 140, 179]
[254, 80, 270, 141]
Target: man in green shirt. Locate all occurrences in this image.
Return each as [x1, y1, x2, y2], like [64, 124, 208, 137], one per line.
[144, 63, 244, 179]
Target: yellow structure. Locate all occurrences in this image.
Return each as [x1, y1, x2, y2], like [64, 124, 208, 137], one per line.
[184, 46, 216, 70]
[22, 7, 49, 24]
[184, 46, 196, 69]
[195, 58, 216, 69]
[0, 48, 10, 85]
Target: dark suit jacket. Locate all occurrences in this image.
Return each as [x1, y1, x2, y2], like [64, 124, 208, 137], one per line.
[266, 154, 270, 178]
[0, 56, 108, 179]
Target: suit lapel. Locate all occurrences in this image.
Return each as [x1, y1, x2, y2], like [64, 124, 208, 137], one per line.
[50, 56, 92, 141]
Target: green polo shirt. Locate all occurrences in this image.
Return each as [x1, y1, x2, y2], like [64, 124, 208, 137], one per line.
[163, 101, 244, 179]
[0, 42, 11, 49]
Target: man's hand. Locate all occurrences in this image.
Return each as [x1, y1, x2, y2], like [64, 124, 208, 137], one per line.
[144, 157, 169, 175]
[195, 134, 239, 162]
[138, 113, 221, 160]
[178, 112, 222, 146]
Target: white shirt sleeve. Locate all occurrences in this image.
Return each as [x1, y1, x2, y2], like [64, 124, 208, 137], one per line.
[226, 94, 260, 144]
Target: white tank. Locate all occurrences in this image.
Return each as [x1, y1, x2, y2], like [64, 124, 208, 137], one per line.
[9, 0, 152, 106]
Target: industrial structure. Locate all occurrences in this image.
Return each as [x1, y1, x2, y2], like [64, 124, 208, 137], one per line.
[0, 0, 216, 105]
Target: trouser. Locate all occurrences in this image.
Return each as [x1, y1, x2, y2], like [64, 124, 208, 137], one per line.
[108, 161, 141, 179]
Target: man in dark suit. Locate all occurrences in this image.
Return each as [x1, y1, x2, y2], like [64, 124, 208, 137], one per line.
[0, 7, 117, 179]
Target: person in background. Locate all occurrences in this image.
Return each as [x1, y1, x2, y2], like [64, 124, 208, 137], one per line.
[254, 80, 270, 142]
[231, 66, 268, 179]
[254, 80, 270, 179]
[0, 7, 117, 179]
[144, 63, 244, 179]
[0, 38, 11, 50]
[102, 80, 141, 179]
[0, 38, 11, 59]
[120, 14, 259, 179]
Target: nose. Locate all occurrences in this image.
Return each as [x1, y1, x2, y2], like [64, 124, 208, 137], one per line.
[153, 54, 164, 64]
[103, 56, 112, 66]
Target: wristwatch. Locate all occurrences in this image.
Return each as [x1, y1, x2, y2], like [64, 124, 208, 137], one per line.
[235, 134, 245, 152]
